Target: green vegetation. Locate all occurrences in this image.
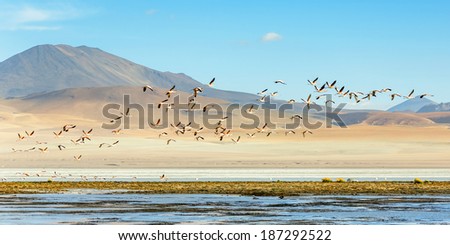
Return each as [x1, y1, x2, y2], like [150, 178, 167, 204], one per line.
[322, 177, 333, 183]
[1, 181, 450, 196]
[336, 178, 346, 183]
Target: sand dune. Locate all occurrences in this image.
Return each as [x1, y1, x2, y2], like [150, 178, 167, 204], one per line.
[363, 112, 436, 126]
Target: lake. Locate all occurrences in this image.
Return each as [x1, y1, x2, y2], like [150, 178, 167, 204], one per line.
[0, 191, 449, 225]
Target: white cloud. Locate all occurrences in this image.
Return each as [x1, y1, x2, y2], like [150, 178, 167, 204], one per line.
[19, 25, 62, 31]
[262, 32, 282, 42]
[145, 9, 157, 15]
[15, 6, 51, 23]
[0, 4, 81, 31]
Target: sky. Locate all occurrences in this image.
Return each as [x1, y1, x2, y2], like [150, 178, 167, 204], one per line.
[0, 0, 449, 109]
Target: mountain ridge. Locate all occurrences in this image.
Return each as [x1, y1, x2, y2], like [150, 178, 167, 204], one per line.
[387, 96, 437, 113]
[0, 44, 258, 103]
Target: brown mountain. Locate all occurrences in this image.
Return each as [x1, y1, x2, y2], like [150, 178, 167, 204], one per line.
[0, 44, 257, 103]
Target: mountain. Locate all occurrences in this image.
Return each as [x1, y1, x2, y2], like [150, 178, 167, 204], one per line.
[0, 44, 257, 103]
[417, 102, 450, 113]
[387, 96, 437, 112]
[363, 112, 435, 126]
[5, 86, 229, 121]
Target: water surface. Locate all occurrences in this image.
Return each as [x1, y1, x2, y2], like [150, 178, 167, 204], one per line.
[1, 192, 449, 225]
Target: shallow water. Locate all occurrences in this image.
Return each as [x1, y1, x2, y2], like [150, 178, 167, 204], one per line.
[2, 168, 450, 182]
[0, 192, 449, 225]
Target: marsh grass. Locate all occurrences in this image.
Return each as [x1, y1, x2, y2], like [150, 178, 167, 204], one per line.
[1, 181, 450, 196]
[322, 178, 333, 183]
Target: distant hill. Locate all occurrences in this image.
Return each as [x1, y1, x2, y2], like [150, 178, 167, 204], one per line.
[417, 102, 450, 113]
[387, 96, 437, 112]
[7, 86, 230, 121]
[0, 44, 258, 103]
[363, 112, 435, 126]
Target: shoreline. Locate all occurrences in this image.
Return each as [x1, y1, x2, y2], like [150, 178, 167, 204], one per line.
[2, 181, 450, 196]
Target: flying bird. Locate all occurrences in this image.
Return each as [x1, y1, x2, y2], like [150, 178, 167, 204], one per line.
[390, 93, 402, 101]
[159, 132, 168, 138]
[285, 130, 296, 136]
[404, 89, 415, 99]
[301, 94, 314, 109]
[287, 99, 296, 104]
[247, 104, 256, 113]
[302, 130, 313, 138]
[39, 147, 48, 153]
[314, 84, 327, 93]
[121, 108, 131, 117]
[73, 155, 82, 161]
[316, 94, 327, 100]
[143, 85, 154, 92]
[57, 145, 66, 151]
[25, 147, 36, 152]
[99, 143, 110, 148]
[193, 87, 203, 97]
[82, 128, 93, 136]
[110, 116, 122, 123]
[150, 118, 162, 127]
[308, 77, 319, 86]
[256, 123, 268, 133]
[419, 93, 433, 99]
[53, 131, 63, 137]
[160, 174, 168, 181]
[158, 99, 169, 109]
[257, 89, 268, 95]
[25, 131, 35, 137]
[335, 86, 346, 96]
[203, 104, 214, 112]
[274, 80, 287, 85]
[231, 136, 241, 144]
[112, 129, 122, 135]
[258, 95, 267, 102]
[63, 124, 76, 132]
[167, 139, 176, 145]
[194, 127, 204, 136]
[326, 80, 337, 88]
[165, 85, 176, 98]
[208, 77, 216, 87]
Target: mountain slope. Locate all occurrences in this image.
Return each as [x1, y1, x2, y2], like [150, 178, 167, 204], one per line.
[0, 44, 258, 103]
[417, 102, 450, 113]
[7, 86, 230, 121]
[387, 96, 437, 112]
[363, 112, 435, 126]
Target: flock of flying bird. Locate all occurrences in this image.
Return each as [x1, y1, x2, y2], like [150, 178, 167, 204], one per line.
[13, 123, 121, 162]
[12, 77, 431, 163]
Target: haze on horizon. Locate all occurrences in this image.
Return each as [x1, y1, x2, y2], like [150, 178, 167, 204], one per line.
[0, 0, 449, 109]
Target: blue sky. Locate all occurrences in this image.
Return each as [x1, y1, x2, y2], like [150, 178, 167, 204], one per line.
[0, 0, 449, 109]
